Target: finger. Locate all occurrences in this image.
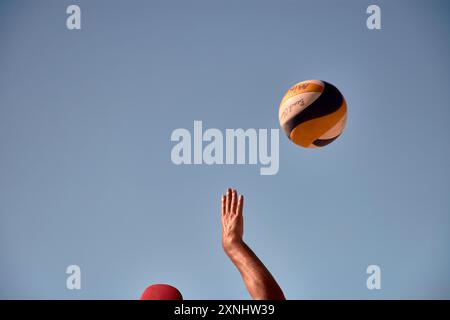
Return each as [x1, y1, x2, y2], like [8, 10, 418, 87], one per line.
[237, 195, 244, 217]
[231, 189, 237, 214]
[221, 195, 226, 216]
[226, 188, 232, 213]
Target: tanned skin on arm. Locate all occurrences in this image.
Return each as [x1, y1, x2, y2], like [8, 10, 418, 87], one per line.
[221, 188, 285, 300]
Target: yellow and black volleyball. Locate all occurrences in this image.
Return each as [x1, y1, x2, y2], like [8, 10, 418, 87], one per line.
[278, 80, 347, 148]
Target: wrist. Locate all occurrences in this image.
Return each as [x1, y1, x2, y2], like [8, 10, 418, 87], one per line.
[222, 238, 245, 254]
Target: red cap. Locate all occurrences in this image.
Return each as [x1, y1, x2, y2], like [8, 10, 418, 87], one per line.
[140, 284, 183, 300]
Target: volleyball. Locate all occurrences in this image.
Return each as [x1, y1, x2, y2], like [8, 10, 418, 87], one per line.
[278, 80, 347, 148]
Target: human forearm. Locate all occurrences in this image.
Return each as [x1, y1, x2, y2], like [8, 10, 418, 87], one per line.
[224, 240, 285, 300]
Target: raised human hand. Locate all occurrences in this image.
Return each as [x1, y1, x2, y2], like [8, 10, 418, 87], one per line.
[221, 188, 244, 252]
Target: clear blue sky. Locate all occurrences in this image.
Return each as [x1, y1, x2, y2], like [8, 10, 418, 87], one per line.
[0, 0, 449, 299]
